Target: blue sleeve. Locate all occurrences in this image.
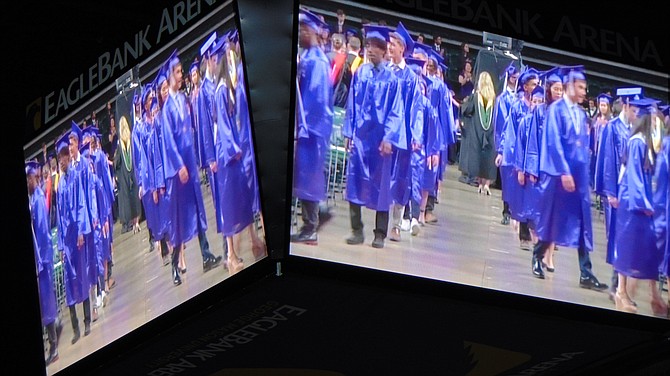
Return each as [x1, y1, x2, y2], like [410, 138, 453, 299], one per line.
[626, 140, 653, 212]
[215, 89, 243, 166]
[382, 79, 407, 150]
[342, 70, 357, 140]
[198, 89, 217, 166]
[514, 113, 530, 170]
[593, 123, 610, 196]
[524, 108, 541, 177]
[540, 103, 571, 176]
[598, 124, 620, 198]
[131, 126, 143, 188]
[304, 58, 334, 140]
[160, 102, 186, 179]
[654, 138, 669, 253]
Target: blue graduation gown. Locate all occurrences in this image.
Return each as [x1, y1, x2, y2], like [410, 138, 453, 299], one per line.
[390, 63, 422, 206]
[418, 93, 441, 195]
[198, 76, 223, 232]
[146, 117, 170, 239]
[430, 77, 456, 183]
[293, 46, 334, 203]
[614, 134, 661, 279]
[31, 187, 58, 326]
[594, 115, 630, 264]
[500, 98, 530, 220]
[518, 104, 547, 226]
[343, 62, 405, 211]
[235, 65, 261, 214]
[493, 89, 517, 152]
[160, 91, 208, 246]
[88, 158, 107, 277]
[77, 155, 101, 286]
[213, 81, 255, 236]
[92, 148, 115, 249]
[513, 110, 536, 222]
[655, 136, 670, 277]
[535, 98, 593, 251]
[56, 166, 91, 306]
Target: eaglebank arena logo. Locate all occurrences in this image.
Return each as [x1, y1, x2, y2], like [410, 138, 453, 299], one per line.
[26, 0, 220, 133]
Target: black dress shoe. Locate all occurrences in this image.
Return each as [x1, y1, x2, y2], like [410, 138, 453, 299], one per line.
[71, 329, 80, 345]
[84, 322, 91, 336]
[203, 256, 221, 272]
[291, 231, 318, 245]
[346, 232, 364, 245]
[149, 241, 155, 253]
[173, 268, 182, 286]
[532, 256, 545, 279]
[46, 350, 59, 365]
[501, 214, 511, 225]
[371, 234, 385, 249]
[579, 276, 608, 291]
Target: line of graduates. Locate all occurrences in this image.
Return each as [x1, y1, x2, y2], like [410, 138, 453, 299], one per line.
[130, 28, 266, 287]
[292, 9, 457, 248]
[493, 61, 670, 315]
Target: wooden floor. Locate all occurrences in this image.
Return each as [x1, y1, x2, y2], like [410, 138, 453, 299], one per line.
[45, 181, 266, 375]
[291, 166, 668, 323]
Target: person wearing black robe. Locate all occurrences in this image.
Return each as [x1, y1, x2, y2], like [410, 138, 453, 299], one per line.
[114, 116, 141, 233]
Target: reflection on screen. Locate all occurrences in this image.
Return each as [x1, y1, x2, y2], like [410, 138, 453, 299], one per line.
[290, 0, 669, 321]
[24, 3, 267, 374]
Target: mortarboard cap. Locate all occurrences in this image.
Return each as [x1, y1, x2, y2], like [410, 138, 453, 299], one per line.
[519, 67, 539, 86]
[47, 151, 56, 160]
[298, 8, 327, 32]
[190, 60, 200, 74]
[531, 86, 545, 98]
[82, 126, 97, 141]
[142, 83, 154, 106]
[25, 161, 40, 176]
[345, 27, 358, 39]
[79, 141, 91, 157]
[70, 121, 83, 142]
[364, 24, 391, 44]
[629, 97, 661, 116]
[560, 65, 586, 84]
[133, 91, 140, 105]
[210, 35, 229, 57]
[392, 22, 414, 57]
[166, 49, 181, 77]
[540, 67, 561, 85]
[412, 42, 433, 58]
[200, 32, 218, 57]
[660, 105, 670, 117]
[597, 93, 613, 105]
[56, 132, 70, 154]
[502, 61, 521, 79]
[427, 48, 444, 66]
[155, 64, 167, 87]
[615, 87, 643, 102]
[405, 57, 426, 76]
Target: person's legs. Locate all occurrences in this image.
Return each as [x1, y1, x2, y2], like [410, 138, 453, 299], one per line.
[372, 210, 389, 248]
[69, 305, 80, 344]
[346, 203, 364, 244]
[531, 241, 551, 278]
[172, 243, 182, 285]
[390, 204, 403, 241]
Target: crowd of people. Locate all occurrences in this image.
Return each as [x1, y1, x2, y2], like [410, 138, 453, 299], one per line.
[26, 27, 267, 367]
[291, 7, 670, 320]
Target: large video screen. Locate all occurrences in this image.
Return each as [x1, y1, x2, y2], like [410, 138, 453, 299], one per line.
[23, 2, 267, 374]
[290, 0, 669, 321]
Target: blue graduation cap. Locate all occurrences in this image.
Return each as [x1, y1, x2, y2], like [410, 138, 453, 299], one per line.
[25, 161, 40, 176]
[200, 32, 218, 57]
[364, 24, 391, 43]
[228, 29, 239, 45]
[405, 57, 426, 76]
[210, 35, 229, 57]
[82, 126, 97, 141]
[559, 65, 586, 84]
[150, 97, 159, 112]
[412, 42, 433, 58]
[56, 132, 70, 154]
[79, 141, 91, 157]
[519, 67, 539, 86]
[155, 64, 168, 88]
[70, 121, 83, 142]
[392, 22, 414, 57]
[660, 105, 670, 117]
[597, 93, 613, 105]
[166, 49, 181, 77]
[47, 151, 56, 161]
[427, 48, 444, 66]
[531, 85, 545, 98]
[189, 60, 199, 74]
[142, 83, 154, 106]
[615, 87, 643, 103]
[345, 27, 358, 39]
[629, 97, 661, 116]
[501, 61, 521, 80]
[133, 91, 140, 105]
[298, 8, 327, 32]
[540, 67, 561, 86]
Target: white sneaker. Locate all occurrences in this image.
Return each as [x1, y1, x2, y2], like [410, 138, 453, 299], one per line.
[411, 218, 421, 236]
[400, 219, 411, 232]
[95, 295, 103, 309]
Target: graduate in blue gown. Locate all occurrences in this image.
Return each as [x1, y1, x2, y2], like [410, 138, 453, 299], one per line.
[594, 88, 642, 296]
[518, 68, 563, 272]
[654, 128, 670, 311]
[135, 86, 159, 254]
[210, 37, 254, 274]
[343, 25, 405, 249]
[492, 63, 521, 225]
[228, 34, 266, 259]
[387, 21, 422, 242]
[410, 42, 455, 224]
[497, 68, 539, 250]
[27, 161, 63, 365]
[55, 131, 93, 345]
[531, 66, 608, 291]
[613, 99, 667, 316]
[590, 93, 613, 189]
[291, 10, 334, 245]
[160, 50, 222, 285]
